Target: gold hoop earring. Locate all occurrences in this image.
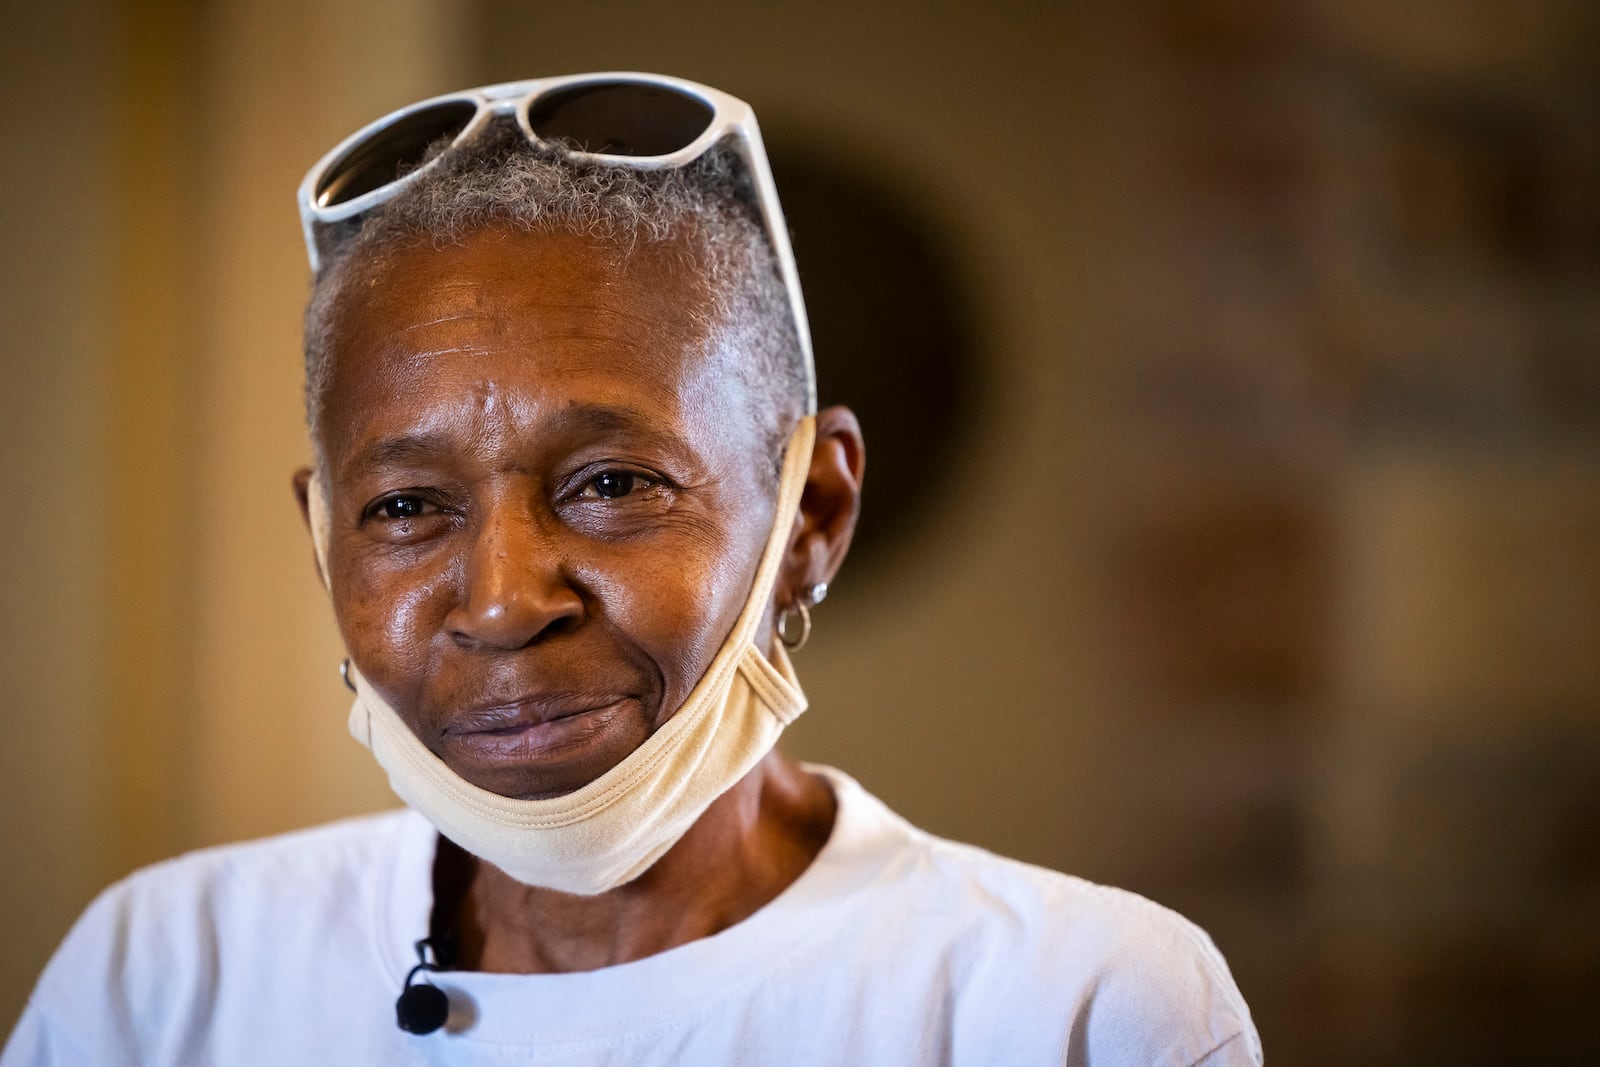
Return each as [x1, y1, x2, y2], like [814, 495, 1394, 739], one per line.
[776, 600, 812, 651]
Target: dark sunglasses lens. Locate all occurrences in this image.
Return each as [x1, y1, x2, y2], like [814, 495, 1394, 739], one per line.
[526, 82, 713, 156]
[316, 100, 478, 207]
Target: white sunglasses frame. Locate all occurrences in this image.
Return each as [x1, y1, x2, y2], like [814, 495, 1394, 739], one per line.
[297, 72, 815, 413]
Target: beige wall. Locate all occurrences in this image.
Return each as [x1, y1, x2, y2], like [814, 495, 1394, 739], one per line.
[3, 2, 1597, 1062]
[2, 0, 121, 1026]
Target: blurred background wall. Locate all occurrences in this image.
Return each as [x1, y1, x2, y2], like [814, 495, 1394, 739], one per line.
[2, 2, 1596, 1063]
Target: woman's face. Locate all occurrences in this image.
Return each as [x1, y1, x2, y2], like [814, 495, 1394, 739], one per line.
[312, 228, 781, 801]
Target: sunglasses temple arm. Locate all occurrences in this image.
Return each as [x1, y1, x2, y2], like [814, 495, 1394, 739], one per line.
[736, 119, 817, 415]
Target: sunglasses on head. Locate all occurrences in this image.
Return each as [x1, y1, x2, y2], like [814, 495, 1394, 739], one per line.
[297, 72, 815, 411]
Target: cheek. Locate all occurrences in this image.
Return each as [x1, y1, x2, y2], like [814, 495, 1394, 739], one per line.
[335, 551, 456, 701]
[578, 528, 756, 709]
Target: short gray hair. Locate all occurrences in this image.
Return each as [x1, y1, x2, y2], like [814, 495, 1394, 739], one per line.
[303, 122, 806, 467]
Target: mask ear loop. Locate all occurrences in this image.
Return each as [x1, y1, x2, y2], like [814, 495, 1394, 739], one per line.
[307, 470, 332, 590]
[308, 471, 353, 691]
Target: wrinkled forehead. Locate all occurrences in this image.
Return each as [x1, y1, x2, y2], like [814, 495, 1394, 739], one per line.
[340, 228, 706, 344]
[312, 226, 751, 469]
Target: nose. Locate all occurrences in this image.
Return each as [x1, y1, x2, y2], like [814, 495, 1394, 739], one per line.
[447, 499, 583, 651]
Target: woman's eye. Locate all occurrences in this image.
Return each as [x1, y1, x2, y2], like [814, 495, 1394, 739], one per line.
[376, 495, 431, 519]
[586, 471, 644, 499]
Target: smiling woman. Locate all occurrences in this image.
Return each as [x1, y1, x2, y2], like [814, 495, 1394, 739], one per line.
[3, 74, 1261, 1066]
[307, 229, 785, 803]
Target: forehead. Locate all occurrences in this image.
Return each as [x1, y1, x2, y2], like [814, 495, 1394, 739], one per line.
[317, 228, 742, 466]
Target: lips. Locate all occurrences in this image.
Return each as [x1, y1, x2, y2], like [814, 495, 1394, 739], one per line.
[443, 692, 633, 738]
[433, 689, 647, 797]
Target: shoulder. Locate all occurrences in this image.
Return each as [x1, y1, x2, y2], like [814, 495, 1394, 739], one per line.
[918, 834, 1259, 1063]
[19, 811, 416, 1057]
[818, 768, 1264, 1065]
[65, 808, 413, 941]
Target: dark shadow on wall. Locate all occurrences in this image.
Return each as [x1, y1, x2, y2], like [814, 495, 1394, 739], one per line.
[765, 135, 987, 569]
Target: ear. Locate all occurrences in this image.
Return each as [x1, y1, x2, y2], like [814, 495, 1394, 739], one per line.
[777, 405, 865, 607]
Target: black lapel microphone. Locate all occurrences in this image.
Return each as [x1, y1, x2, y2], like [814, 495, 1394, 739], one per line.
[396, 936, 453, 1035]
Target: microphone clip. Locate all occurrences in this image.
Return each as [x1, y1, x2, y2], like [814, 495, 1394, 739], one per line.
[395, 936, 452, 1035]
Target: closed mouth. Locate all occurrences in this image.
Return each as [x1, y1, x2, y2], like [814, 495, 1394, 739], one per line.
[444, 694, 632, 738]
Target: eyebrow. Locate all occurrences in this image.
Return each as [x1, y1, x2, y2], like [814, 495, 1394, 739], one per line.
[343, 431, 456, 479]
[340, 403, 683, 481]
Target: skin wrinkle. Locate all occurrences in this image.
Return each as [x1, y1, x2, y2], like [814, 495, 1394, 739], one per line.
[328, 376, 704, 490]
[344, 405, 699, 486]
[397, 311, 487, 332]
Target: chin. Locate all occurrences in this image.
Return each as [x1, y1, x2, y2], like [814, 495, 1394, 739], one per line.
[461, 758, 625, 801]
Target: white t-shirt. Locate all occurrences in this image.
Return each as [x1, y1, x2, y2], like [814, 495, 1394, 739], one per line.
[3, 768, 1261, 1066]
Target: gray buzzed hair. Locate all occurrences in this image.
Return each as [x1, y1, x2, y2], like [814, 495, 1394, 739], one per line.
[303, 121, 806, 469]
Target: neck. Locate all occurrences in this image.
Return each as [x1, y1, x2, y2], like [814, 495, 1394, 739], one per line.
[438, 750, 835, 973]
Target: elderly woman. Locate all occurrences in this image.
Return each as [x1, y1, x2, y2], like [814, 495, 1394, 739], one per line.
[4, 75, 1260, 1065]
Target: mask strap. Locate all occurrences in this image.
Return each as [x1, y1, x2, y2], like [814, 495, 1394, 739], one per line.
[307, 471, 332, 590]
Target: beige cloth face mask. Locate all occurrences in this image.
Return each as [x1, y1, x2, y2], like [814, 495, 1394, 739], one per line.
[308, 417, 814, 896]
